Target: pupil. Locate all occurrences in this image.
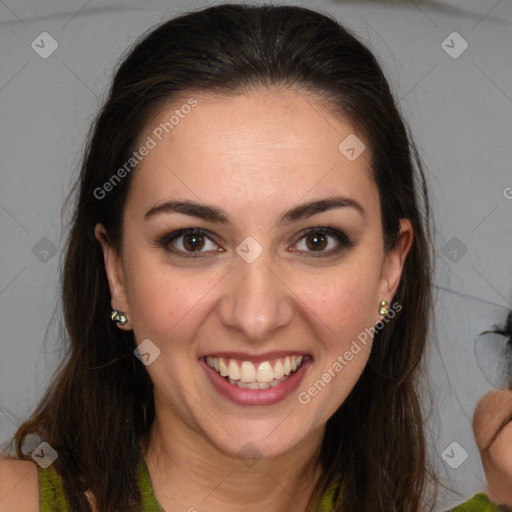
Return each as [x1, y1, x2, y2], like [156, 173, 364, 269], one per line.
[307, 232, 326, 251]
[184, 234, 204, 251]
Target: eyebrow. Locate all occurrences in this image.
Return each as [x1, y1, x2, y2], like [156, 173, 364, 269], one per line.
[144, 195, 366, 225]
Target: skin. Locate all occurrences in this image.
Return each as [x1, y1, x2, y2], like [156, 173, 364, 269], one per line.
[94, 86, 413, 512]
[473, 388, 512, 507]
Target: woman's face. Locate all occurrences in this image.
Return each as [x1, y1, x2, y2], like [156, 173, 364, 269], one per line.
[96, 87, 412, 460]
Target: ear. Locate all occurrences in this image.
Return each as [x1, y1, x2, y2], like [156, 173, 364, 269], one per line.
[377, 218, 414, 319]
[94, 223, 132, 330]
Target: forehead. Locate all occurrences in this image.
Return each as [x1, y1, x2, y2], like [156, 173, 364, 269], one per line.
[126, 87, 378, 223]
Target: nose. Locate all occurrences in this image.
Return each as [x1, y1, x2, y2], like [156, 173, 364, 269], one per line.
[217, 250, 295, 342]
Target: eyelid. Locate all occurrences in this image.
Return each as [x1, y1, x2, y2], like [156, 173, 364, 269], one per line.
[290, 226, 353, 257]
[157, 226, 353, 257]
[158, 227, 220, 256]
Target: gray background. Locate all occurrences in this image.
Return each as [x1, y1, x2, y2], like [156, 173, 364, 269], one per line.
[1, 0, 511, 509]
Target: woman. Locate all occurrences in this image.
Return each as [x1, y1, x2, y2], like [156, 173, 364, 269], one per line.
[0, 4, 502, 511]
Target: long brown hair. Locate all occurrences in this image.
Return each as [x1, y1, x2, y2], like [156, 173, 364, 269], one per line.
[7, 3, 438, 510]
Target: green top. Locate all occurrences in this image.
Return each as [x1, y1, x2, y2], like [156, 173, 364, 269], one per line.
[38, 458, 502, 511]
[38, 458, 164, 512]
[445, 493, 503, 512]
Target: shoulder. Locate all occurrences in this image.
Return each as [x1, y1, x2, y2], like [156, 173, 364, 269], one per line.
[0, 457, 39, 512]
[445, 493, 503, 511]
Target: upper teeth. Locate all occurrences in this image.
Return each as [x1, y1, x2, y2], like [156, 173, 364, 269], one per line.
[206, 355, 304, 383]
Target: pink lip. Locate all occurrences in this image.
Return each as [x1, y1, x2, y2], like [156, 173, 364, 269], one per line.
[200, 356, 312, 406]
[200, 351, 312, 365]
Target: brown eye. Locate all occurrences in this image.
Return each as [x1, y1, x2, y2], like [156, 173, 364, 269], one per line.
[293, 227, 353, 257]
[159, 228, 220, 257]
[304, 231, 328, 251]
[182, 232, 206, 251]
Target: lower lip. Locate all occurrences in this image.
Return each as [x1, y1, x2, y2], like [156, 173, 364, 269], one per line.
[200, 357, 312, 406]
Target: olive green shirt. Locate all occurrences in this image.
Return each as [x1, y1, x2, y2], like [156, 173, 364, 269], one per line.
[38, 458, 502, 511]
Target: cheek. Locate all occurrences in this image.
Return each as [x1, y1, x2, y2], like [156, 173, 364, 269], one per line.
[292, 265, 379, 399]
[122, 250, 220, 340]
[296, 261, 382, 335]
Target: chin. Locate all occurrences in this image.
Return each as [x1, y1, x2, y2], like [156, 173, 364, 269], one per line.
[204, 420, 308, 462]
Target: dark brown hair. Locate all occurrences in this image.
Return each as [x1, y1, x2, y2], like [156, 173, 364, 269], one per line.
[7, 3, 437, 510]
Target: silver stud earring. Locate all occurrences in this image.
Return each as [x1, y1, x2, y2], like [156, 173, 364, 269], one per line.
[111, 308, 127, 326]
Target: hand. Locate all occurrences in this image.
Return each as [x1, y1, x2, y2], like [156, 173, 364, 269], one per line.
[473, 388, 512, 507]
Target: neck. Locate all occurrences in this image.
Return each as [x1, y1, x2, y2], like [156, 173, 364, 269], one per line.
[139, 412, 325, 512]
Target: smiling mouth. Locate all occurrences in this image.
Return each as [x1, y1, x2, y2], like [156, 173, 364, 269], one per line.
[204, 355, 308, 389]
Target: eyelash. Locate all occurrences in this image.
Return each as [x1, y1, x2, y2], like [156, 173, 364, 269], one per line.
[157, 226, 353, 259]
